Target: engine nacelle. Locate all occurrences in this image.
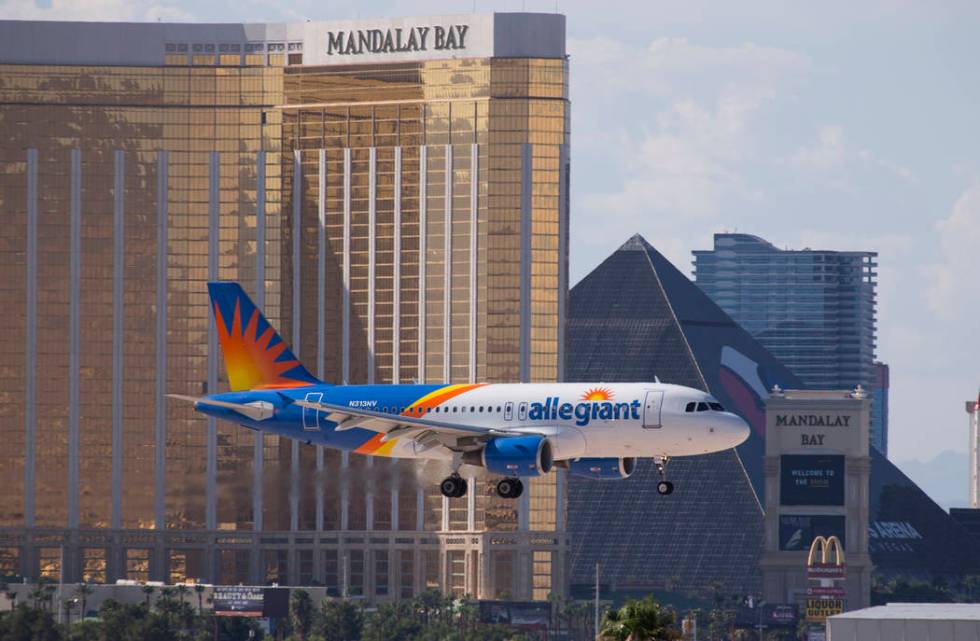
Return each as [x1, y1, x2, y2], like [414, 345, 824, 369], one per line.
[465, 435, 554, 477]
[565, 457, 636, 480]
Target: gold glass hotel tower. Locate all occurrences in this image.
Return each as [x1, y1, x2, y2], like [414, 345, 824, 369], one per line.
[0, 14, 569, 599]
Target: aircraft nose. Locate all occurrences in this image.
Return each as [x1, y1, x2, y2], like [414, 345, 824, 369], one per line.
[725, 413, 752, 447]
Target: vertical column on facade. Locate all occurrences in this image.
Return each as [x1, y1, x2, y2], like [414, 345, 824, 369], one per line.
[518, 143, 532, 384]
[416, 146, 428, 530]
[557, 143, 569, 383]
[206, 152, 219, 533]
[291, 149, 302, 533]
[154, 151, 168, 533]
[467, 143, 479, 532]
[417, 146, 427, 383]
[392, 147, 402, 382]
[367, 147, 377, 384]
[518, 143, 533, 529]
[24, 149, 37, 537]
[391, 148, 403, 534]
[341, 148, 352, 533]
[342, 148, 351, 384]
[111, 149, 124, 532]
[316, 149, 326, 534]
[253, 150, 266, 584]
[555, 143, 570, 538]
[68, 149, 81, 532]
[443, 144, 453, 382]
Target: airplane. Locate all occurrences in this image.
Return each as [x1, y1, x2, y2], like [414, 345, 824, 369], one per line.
[169, 282, 751, 499]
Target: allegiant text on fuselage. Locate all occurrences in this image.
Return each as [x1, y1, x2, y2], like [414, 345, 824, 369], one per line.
[529, 398, 642, 427]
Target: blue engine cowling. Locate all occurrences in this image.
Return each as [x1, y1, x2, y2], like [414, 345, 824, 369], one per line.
[475, 435, 554, 477]
[566, 457, 636, 480]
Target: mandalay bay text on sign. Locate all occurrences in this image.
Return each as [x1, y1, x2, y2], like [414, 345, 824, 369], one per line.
[327, 25, 470, 56]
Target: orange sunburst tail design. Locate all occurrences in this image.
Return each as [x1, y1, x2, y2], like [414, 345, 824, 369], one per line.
[208, 282, 320, 392]
[581, 386, 614, 401]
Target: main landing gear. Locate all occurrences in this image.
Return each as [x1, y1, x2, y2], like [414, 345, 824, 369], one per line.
[439, 474, 468, 499]
[495, 477, 524, 499]
[438, 475, 524, 499]
[655, 456, 674, 496]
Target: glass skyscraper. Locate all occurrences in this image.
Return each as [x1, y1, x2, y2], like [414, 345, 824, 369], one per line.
[693, 233, 877, 391]
[0, 13, 569, 599]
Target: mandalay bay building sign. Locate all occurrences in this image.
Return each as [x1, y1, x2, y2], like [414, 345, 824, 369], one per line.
[0, 12, 569, 600]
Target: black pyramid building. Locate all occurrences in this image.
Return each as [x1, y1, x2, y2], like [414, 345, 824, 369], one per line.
[565, 234, 980, 598]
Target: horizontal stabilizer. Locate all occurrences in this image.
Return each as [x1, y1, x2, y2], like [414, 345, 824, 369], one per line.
[167, 394, 274, 422]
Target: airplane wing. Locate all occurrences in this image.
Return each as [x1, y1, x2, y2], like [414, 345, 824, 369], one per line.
[291, 398, 515, 445]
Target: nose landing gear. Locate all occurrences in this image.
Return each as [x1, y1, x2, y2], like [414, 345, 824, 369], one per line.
[655, 456, 674, 495]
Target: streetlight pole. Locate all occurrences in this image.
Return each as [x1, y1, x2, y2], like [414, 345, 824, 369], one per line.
[594, 562, 600, 640]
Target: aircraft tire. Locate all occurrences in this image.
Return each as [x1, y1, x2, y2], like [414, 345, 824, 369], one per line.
[440, 475, 467, 498]
[496, 477, 524, 499]
[656, 480, 674, 496]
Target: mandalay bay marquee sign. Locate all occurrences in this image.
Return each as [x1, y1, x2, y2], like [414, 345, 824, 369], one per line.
[327, 24, 470, 56]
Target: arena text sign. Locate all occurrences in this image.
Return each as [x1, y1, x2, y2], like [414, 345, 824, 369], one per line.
[327, 25, 470, 56]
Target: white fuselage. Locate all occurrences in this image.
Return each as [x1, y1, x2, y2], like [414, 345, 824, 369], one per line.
[364, 382, 751, 462]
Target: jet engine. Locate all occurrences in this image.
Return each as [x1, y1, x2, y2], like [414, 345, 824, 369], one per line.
[564, 457, 636, 480]
[463, 435, 554, 477]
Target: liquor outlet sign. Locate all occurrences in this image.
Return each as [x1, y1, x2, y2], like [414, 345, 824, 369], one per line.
[327, 24, 470, 56]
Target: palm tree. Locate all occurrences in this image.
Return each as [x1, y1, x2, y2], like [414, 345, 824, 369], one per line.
[290, 589, 314, 641]
[599, 595, 681, 641]
[5, 590, 16, 611]
[176, 583, 189, 607]
[141, 584, 156, 609]
[194, 583, 206, 614]
[75, 582, 93, 618]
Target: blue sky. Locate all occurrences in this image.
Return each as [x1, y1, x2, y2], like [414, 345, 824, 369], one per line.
[5, 0, 979, 499]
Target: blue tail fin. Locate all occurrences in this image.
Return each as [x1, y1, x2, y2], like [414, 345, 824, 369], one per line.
[207, 282, 320, 391]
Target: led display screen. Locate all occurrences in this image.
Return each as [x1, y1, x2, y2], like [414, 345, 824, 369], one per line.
[778, 514, 846, 551]
[780, 455, 845, 506]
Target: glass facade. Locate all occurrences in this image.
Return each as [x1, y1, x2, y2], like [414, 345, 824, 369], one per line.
[0, 15, 568, 599]
[693, 233, 878, 391]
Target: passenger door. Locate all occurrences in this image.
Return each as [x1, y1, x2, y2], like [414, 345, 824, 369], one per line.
[641, 390, 663, 428]
[303, 391, 322, 431]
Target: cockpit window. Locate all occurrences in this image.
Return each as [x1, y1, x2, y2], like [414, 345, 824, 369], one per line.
[709, 402, 724, 411]
[696, 402, 709, 412]
[685, 402, 696, 413]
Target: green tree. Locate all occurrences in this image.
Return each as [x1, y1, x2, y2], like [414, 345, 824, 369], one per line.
[3, 603, 62, 641]
[6, 588, 17, 611]
[361, 600, 422, 641]
[315, 599, 363, 641]
[599, 596, 681, 641]
[290, 589, 314, 641]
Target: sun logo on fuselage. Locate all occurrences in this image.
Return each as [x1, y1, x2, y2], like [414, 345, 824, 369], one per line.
[581, 387, 614, 401]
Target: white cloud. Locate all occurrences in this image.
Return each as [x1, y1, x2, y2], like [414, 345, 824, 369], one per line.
[569, 36, 809, 277]
[925, 184, 980, 320]
[789, 124, 914, 182]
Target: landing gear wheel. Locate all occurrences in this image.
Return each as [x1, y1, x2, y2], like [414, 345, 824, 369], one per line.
[657, 480, 674, 496]
[440, 474, 468, 498]
[496, 477, 524, 499]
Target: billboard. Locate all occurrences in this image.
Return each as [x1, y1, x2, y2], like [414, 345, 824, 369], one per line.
[780, 455, 844, 506]
[779, 515, 846, 551]
[213, 586, 264, 617]
[478, 601, 551, 628]
[212, 586, 289, 618]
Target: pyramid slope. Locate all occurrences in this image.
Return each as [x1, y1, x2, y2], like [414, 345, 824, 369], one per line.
[566, 234, 770, 595]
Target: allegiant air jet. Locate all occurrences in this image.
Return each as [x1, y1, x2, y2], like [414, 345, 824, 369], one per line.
[170, 283, 751, 499]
